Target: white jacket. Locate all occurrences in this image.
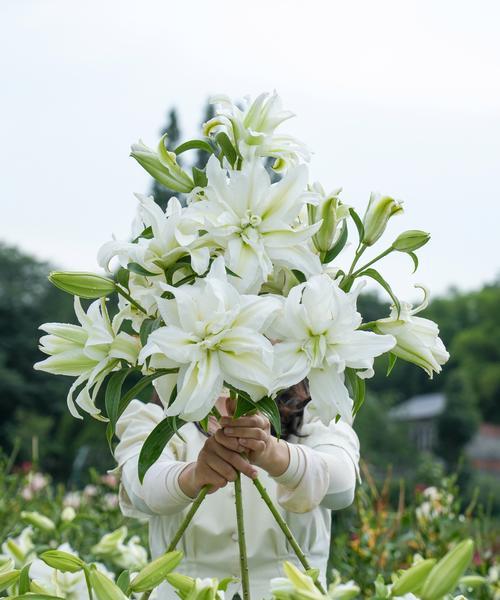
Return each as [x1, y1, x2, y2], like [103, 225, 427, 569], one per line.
[114, 400, 360, 599]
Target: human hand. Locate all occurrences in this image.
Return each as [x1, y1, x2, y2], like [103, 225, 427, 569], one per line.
[179, 433, 258, 498]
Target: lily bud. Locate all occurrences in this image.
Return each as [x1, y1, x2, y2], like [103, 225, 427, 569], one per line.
[391, 558, 436, 596]
[20, 511, 55, 532]
[421, 539, 474, 600]
[88, 568, 129, 600]
[129, 550, 183, 593]
[61, 506, 76, 522]
[308, 185, 349, 254]
[49, 272, 116, 299]
[392, 230, 430, 252]
[40, 549, 85, 573]
[0, 569, 20, 592]
[362, 192, 403, 246]
[131, 138, 194, 193]
[166, 572, 195, 595]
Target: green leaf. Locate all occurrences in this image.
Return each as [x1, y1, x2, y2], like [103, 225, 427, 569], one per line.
[127, 262, 159, 277]
[105, 368, 136, 430]
[225, 266, 241, 279]
[138, 416, 186, 482]
[119, 370, 179, 424]
[218, 577, 238, 592]
[291, 269, 306, 283]
[115, 267, 130, 289]
[345, 368, 366, 416]
[224, 382, 253, 404]
[358, 267, 401, 317]
[349, 208, 365, 243]
[13, 596, 65, 600]
[192, 166, 208, 188]
[139, 317, 162, 347]
[322, 219, 348, 264]
[165, 258, 192, 285]
[257, 396, 282, 438]
[234, 395, 257, 418]
[174, 139, 213, 156]
[408, 251, 419, 274]
[18, 563, 31, 595]
[387, 353, 398, 376]
[116, 570, 130, 593]
[132, 225, 153, 243]
[215, 132, 238, 167]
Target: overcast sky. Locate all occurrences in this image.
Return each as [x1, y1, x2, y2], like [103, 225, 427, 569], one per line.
[2, 0, 499, 302]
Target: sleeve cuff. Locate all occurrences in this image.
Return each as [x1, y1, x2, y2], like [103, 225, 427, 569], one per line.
[271, 443, 306, 489]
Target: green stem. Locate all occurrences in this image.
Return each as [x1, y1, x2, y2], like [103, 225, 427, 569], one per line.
[351, 247, 393, 278]
[115, 285, 148, 314]
[252, 478, 327, 595]
[139, 485, 210, 600]
[346, 244, 367, 278]
[83, 567, 94, 600]
[235, 472, 251, 600]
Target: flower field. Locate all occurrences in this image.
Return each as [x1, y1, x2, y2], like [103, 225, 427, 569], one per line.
[1, 455, 498, 599]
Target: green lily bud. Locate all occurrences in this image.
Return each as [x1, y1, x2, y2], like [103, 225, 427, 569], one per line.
[129, 550, 183, 593]
[421, 539, 474, 600]
[40, 550, 85, 573]
[0, 569, 20, 592]
[20, 511, 55, 532]
[131, 137, 194, 193]
[362, 192, 403, 246]
[391, 558, 436, 596]
[49, 272, 116, 299]
[88, 568, 129, 600]
[165, 572, 195, 595]
[459, 575, 487, 588]
[392, 230, 430, 252]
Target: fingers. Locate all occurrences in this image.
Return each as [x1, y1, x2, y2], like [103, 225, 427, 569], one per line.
[238, 438, 267, 454]
[205, 453, 238, 483]
[223, 426, 268, 441]
[214, 429, 245, 452]
[220, 414, 269, 430]
[212, 443, 257, 479]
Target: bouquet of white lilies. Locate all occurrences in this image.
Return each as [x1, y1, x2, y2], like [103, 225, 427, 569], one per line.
[34, 91, 449, 599]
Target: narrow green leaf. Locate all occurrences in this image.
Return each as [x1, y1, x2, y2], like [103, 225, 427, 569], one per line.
[138, 416, 186, 482]
[18, 563, 31, 595]
[257, 396, 282, 438]
[225, 266, 242, 279]
[116, 570, 130, 593]
[408, 251, 419, 274]
[349, 208, 365, 243]
[105, 368, 136, 429]
[387, 353, 398, 376]
[132, 225, 153, 243]
[291, 269, 306, 283]
[322, 219, 348, 264]
[358, 267, 401, 317]
[215, 132, 238, 167]
[192, 166, 208, 188]
[127, 262, 159, 277]
[115, 267, 130, 289]
[234, 395, 257, 418]
[345, 368, 366, 416]
[174, 139, 213, 156]
[139, 317, 162, 347]
[118, 370, 179, 424]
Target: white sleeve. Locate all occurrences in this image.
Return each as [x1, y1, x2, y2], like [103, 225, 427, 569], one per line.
[272, 410, 360, 514]
[113, 399, 193, 518]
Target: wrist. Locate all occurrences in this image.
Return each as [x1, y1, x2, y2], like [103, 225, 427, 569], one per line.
[178, 462, 199, 499]
[256, 437, 290, 477]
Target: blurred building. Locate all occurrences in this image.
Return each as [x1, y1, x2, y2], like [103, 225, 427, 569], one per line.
[389, 393, 500, 473]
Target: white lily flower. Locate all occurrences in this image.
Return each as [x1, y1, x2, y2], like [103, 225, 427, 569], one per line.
[98, 194, 210, 277]
[34, 297, 141, 419]
[270, 275, 396, 424]
[204, 91, 310, 171]
[139, 257, 281, 421]
[186, 155, 321, 293]
[373, 285, 450, 377]
[0, 527, 34, 568]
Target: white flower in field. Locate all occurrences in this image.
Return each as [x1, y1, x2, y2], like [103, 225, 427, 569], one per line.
[98, 194, 210, 277]
[0, 527, 34, 568]
[92, 527, 148, 571]
[63, 491, 81, 509]
[270, 561, 323, 599]
[139, 257, 281, 421]
[34, 297, 141, 419]
[187, 155, 321, 293]
[30, 542, 113, 600]
[270, 275, 396, 424]
[373, 285, 449, 377]
[204, 91, 310, 171]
